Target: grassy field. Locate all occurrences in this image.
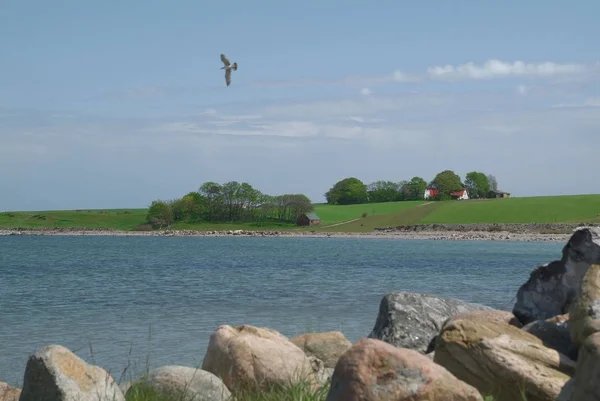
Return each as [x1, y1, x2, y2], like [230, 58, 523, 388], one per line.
[419, 194, 600, 224]
[1, 194, 599, 232]
[312, 200, 427, 225]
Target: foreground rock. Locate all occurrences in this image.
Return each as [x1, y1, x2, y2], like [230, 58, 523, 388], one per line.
[139, 365, 231, 401]
[368, 292, 493, 354]
[0, 382, 20, 401]
[522, 318, 578, 361]
[513, 227, 600, 325]
[434, 318, 575, 401]
[326, 338, 482, 401]
[19, 344, 125, 401]
[290, 331, 352, 368]
[443, 309, 523, 329]
[569, 263, 600, 347]
[569, 331, 600, 400]
[201, 325, 320, 391]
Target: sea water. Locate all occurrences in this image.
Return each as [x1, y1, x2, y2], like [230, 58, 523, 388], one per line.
[0, 235, 562, 385]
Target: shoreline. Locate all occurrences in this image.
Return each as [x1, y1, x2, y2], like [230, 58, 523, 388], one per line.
[0, 227, 577, 242]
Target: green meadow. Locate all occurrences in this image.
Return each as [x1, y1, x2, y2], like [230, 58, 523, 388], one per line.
[1, 194, 599, 232]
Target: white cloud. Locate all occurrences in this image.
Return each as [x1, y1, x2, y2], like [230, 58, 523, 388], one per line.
[360, 87, 371, 96]
[393, 71, 421, 83]
[3, 84, 600, 210]
[427, 60, 590, 80]
[517, 85, 528, 95]
[85, 59, 599, 105]
[584, 97, 600, 107]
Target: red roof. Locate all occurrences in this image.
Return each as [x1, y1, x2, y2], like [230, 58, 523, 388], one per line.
[450, 189, 466, 197]
[426, 188, 439, 197]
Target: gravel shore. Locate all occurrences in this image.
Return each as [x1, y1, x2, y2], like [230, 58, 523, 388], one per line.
[0, 227, 579, 242]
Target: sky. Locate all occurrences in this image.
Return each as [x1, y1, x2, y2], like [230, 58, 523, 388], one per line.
[1, 0, 600, 211]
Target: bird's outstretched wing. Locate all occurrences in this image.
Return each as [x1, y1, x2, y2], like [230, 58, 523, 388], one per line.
[225, 68, 232, 86]
[220, 54, 230, 67]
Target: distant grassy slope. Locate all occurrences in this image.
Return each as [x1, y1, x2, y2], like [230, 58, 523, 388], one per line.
[0, 209, 296, 231]
[1, 195, 599, 232]
[315, 202, 441, 232]
[312, 200, 426, 225]
[0, 209, 147, 230]
[419, 195, 600, 224]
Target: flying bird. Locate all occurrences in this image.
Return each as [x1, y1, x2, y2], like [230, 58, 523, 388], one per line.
[220, 54, 238, 86]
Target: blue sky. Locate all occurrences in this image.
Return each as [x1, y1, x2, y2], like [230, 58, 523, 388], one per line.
[1, 0, 600, 210]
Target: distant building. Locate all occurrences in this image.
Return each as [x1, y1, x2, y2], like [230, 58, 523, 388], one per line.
[489, 190, 511, 199]
[297, 212, 321, 226]
[450, 189, 469, 200]
[423, 185, 439, 200]
[424, 185, 469, 200]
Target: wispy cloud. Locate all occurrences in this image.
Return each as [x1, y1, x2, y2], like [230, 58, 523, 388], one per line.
[3, 80, 600, 210]
[249, 59, 598, 88]
[426, 60, 592, 80]
[84, 59, 600, 102]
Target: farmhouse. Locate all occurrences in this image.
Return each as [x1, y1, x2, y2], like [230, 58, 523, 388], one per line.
[423, 185, 439, 200]
[423, 186, 469, 200]
[450, 189, 469, 200]
[489, 190, 511, 199]
[297, 212, 321, 226]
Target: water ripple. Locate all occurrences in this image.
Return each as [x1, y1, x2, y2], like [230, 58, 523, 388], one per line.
[0, 236, 562, 386]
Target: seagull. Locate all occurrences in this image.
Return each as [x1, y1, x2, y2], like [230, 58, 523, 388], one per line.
[220, 54, 238, 86]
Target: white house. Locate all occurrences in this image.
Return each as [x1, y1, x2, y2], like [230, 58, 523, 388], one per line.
[423, 186, 469, 200]
[450, 189, 469, 200]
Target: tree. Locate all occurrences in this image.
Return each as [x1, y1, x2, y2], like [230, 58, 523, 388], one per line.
[431, 170, 463, 200]
[396, 180, 409, 200]
[274, 194, 314, 221]
[367, 180, 400, 203]
[199, 181, 223, 221]
[464, 171, 490, 199]
[146, 200, 173, 228]
[325, 177, 368, 205]
[487, 174, 498, 192]
[401, 177, 427, 200]
[192, 180, 313, 224]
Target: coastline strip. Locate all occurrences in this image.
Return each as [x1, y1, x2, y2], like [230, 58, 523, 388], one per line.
[0, 228, 573, 242]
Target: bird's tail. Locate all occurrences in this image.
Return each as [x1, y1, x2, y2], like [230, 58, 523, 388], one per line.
[232, 62, 238, 71]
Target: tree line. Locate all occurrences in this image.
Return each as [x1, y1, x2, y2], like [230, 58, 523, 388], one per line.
[145, 181, 314, 228]
[325, 171, 500, 205]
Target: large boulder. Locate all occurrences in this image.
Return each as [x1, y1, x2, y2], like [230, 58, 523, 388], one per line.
[135, 365, 231, 401]
[513, 227, 600, 325]
[569, 263, 600, 347]
[201, 324, 320, 391]
[0, 382, 20, 401]
[570, 332, 600, 400]
[434, 318, 576, 401]
[443, 310, 523, 329]
[522, 319, 578, 361]
[325, 338, 482, 401]
[290, 331, 352, 368]
[368, 292, 492, 354]
[18, 344, 125, 401]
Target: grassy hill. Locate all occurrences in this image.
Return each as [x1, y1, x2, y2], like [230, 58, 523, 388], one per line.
[1, 194, 599, 232]
[418, 195, 600, 224]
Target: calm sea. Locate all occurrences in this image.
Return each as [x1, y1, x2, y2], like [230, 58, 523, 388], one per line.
[0, 235, 563, 386]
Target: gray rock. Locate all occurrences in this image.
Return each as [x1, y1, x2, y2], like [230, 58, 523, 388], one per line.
[148, 365, 230, 401]
[19, 344, 125, 401]
[522, 320, 578, 361]
[513, 227, 600, 325]
[367, 292, 493, 354]
[142, 365, 231, 401]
